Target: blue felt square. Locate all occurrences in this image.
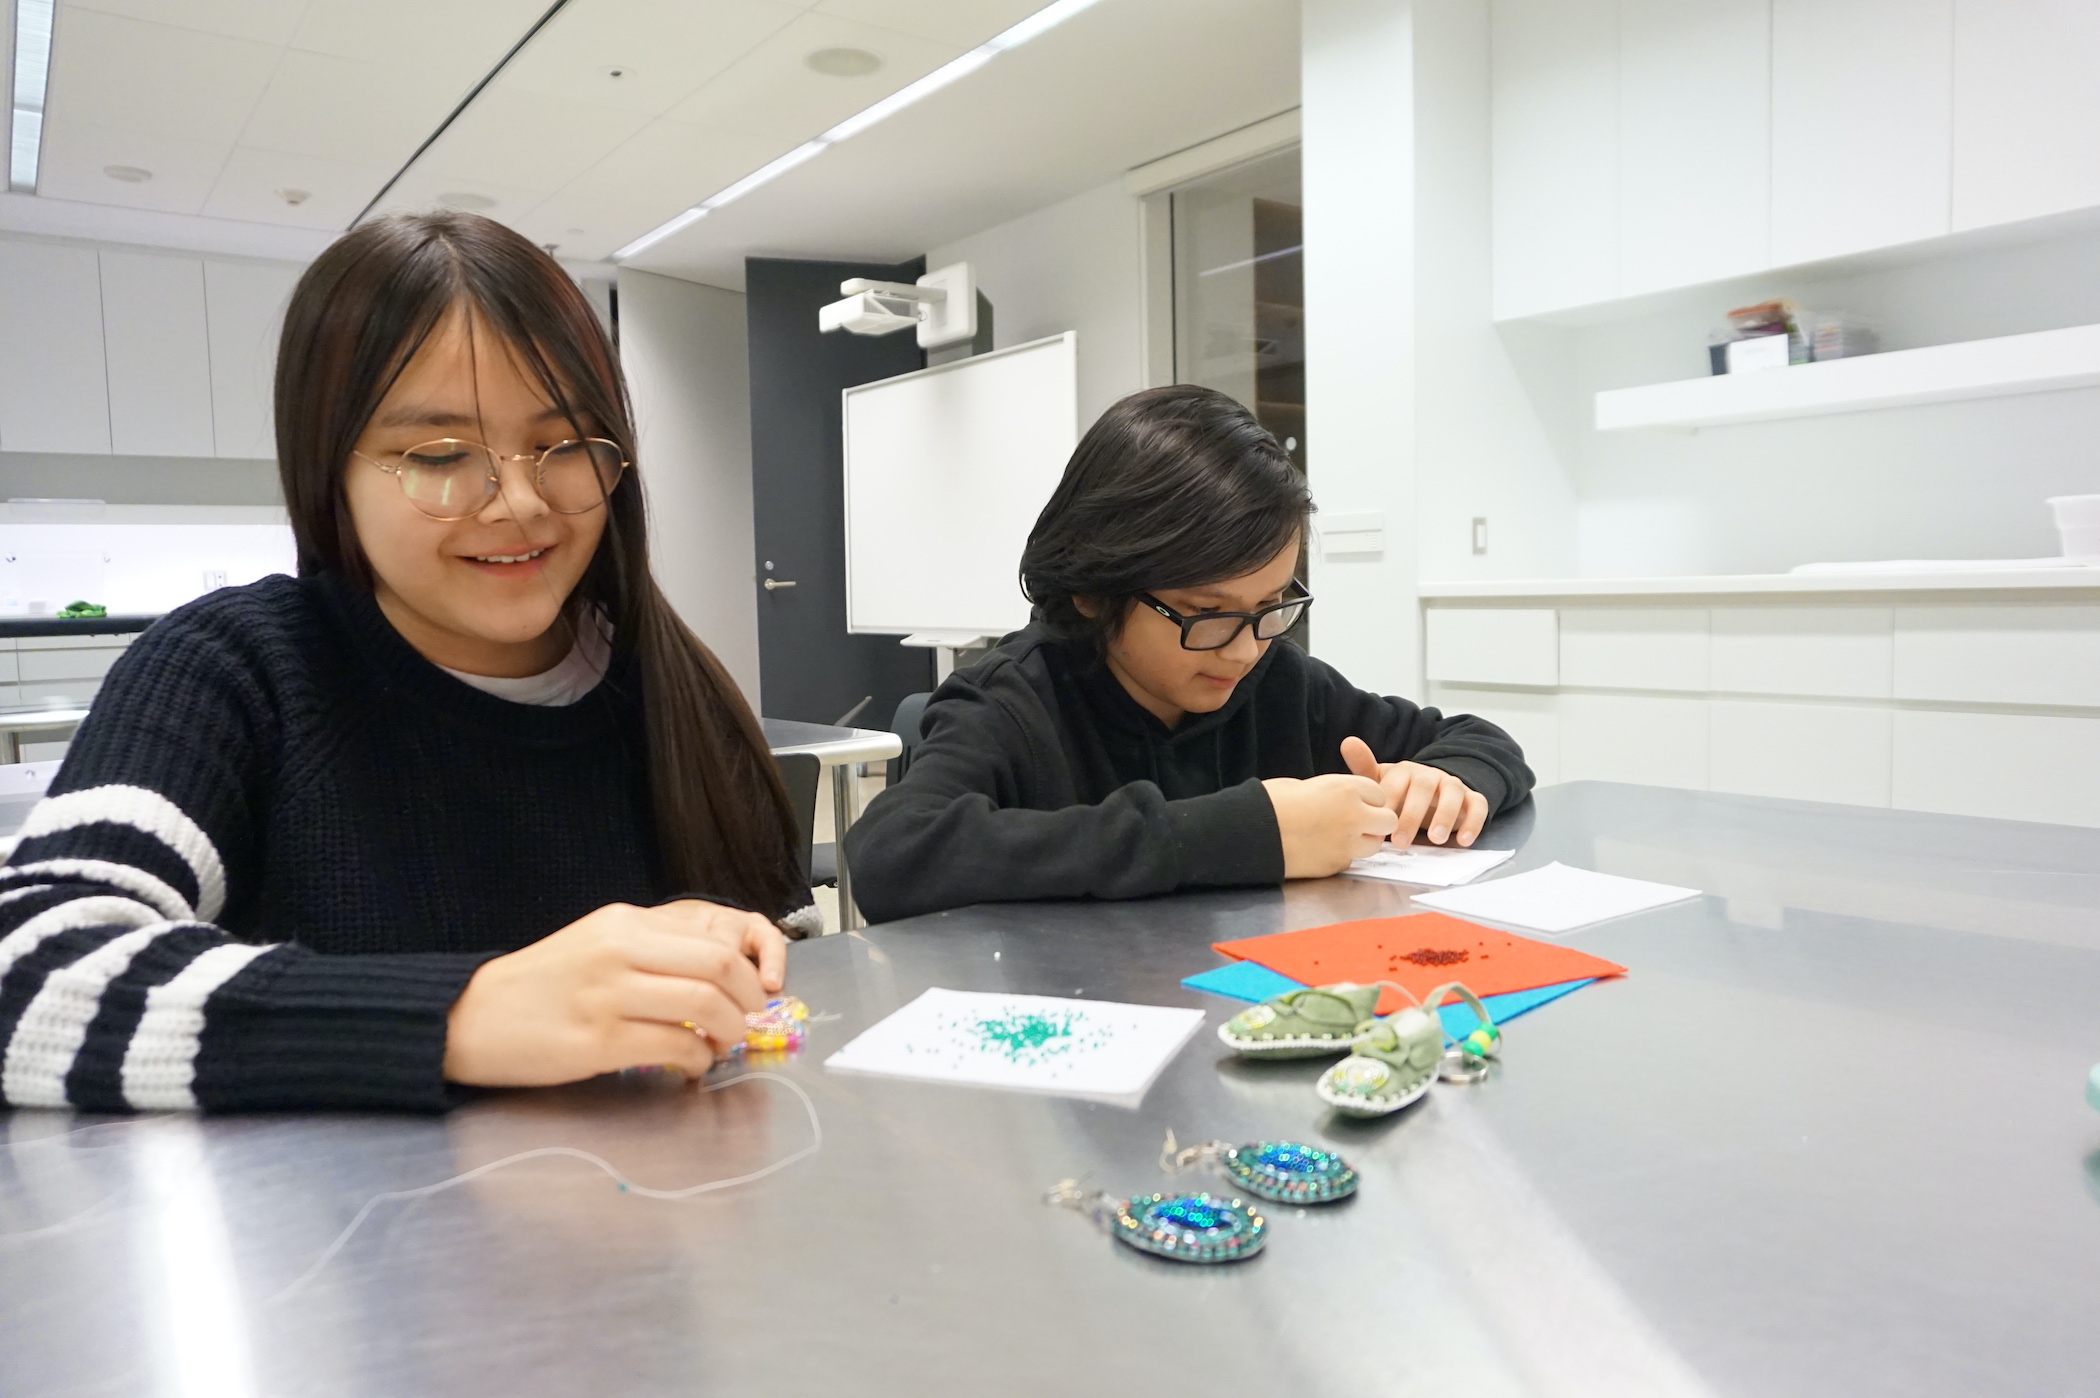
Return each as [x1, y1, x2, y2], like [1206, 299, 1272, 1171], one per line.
[1181, 961, 1307, 1003]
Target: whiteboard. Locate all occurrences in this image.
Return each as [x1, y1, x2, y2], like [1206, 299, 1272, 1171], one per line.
[843, 332, 1078, 637]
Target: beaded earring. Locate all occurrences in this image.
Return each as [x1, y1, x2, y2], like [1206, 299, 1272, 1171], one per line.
[1044, 1179, 1268, 1263]
[1159, 1130, 1360, 1204]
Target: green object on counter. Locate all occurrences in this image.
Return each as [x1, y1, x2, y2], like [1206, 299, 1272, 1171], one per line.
[57, 601, 106, 619]
[2088, 1063, 2100, 1113]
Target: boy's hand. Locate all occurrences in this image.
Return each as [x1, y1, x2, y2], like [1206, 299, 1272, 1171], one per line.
[1261, 774, 1400, 878]
[1340, 736, 1490, 847]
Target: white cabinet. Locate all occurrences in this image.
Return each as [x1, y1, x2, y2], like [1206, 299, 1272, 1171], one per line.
[0, 242, 111, 453]
[99, 251, 217, 458]
[1560, 607, 1709, 690]
[1710, 606, 1892, 698]
[1892, 709, 2100, 826]
[1617, 0, 1770, 296]
[1424, 607, 1558, 686]
[1893, 606, 2100, 708]
[205, 260, 300, 460]
[1951, 0, 2100, 232]
[1489, 0, 1618, 319]
[1770, 0, 1951, 265]
[1561, 692, 1709, 789]
[1710, 700, 1892, 807]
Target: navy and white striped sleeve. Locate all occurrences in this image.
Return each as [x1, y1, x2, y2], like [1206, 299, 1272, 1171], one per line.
[0, 614, 491, 1113]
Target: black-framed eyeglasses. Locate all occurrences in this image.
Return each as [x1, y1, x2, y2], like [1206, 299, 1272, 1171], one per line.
[354, 438, 629, 521]
[1136, 582, 1313, 651]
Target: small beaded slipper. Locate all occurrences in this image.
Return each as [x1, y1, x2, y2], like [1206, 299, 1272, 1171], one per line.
[1315, 982, 1499, 1117]
[1216, 983, 1383, 1059]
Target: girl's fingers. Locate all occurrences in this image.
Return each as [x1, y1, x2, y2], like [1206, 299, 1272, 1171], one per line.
[1395, 778, 1437, 846]
[610, 1020, 717, 1079]
[742, 916, 787, 992]
[1426, 778, 1467, 844]
[627, 926, 768, 1013]
[617, 971, 748, 1047]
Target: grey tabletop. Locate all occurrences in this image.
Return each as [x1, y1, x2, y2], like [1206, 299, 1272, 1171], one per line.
[5, 782, 2099, 1398]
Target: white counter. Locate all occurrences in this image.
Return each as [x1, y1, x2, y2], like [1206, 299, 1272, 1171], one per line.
[1420, 567, 2100, 599]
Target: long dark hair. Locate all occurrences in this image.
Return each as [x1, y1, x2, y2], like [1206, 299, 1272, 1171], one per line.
[275, 210, 802, 917]
[1019, 385, 1312, 647]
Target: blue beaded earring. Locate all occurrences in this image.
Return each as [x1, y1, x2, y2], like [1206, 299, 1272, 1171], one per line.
[1159, 1131, 1360, 1203]
[1044, 1179, 1268, 1263]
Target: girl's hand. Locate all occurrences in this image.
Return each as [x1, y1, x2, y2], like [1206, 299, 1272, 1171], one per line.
[442, 900, 787, 1087]
[1262, 773, 1401, 878]
[1340, 736, 1490, 847]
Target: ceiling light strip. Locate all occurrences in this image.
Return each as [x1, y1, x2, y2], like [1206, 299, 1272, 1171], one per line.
[10, 0, 53, 193]
[610, 0, 1108, 263]
[349, 0, 575, 228]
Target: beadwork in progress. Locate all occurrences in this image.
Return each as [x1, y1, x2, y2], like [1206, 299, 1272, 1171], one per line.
[1046, 1179, 1267, 1264]
[740, 996, 810, 1054]
[1161, 1131, 1359, 1204]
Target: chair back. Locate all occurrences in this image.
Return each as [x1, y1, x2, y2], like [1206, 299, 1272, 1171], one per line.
[773, 752, 821, 884]
[887, 691, 934, 785]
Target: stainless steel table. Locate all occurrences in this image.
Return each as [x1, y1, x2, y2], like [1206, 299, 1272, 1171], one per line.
[761, 717, 904, 930]
[5, 782, 2099, 1397]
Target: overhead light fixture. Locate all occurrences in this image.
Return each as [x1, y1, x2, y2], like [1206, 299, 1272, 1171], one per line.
[10, 0, 53, 193]
[611, 0, 1107, 262]
[807, 47, 883, 78]
[102, 164, 151, 184]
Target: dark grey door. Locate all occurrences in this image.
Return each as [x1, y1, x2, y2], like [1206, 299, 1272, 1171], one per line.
[746, 256, 934, 727]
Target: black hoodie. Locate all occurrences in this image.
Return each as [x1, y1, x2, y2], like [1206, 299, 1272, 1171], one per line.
[843, 624, 1533, 923]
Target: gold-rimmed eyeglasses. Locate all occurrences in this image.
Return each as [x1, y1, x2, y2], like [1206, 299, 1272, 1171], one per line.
[354, 438, 629, 521]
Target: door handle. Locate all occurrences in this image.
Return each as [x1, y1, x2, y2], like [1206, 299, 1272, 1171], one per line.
[763, 578, 797, 591]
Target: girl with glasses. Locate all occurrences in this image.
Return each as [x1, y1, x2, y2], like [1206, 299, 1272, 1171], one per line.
[845, 385, 1532, 923]
[0, 213, 804, 1112]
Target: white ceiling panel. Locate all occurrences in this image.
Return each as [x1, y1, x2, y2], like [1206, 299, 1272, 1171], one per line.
[500, 0, 809, 118]
[48, 8, 279, 146]
[373, 165, 560, 227]
[626, 0, 1299, 289]
[408, 86, 653, 196]
[234, 50, 483, 166]
[200, 145, 397, 229]
[665, 10, 962, 141]
[36, 118, 227, 213]
[812, 0, 1046, 48]
[65, 0, 308, 47]
[512, 118, 791, 262]
[287, 0, 552, 65]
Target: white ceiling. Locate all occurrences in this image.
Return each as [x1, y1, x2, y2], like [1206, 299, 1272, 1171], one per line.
[23, 0, 1300, 279]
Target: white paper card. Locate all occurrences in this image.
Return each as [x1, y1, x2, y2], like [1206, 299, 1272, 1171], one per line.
[1409, 861, 1701, 934]
[1346, 844, 1516, 887]
[823, 989, 1205, 1108]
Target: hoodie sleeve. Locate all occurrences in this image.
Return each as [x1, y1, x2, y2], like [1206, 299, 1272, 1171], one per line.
[842, 675, 1284, 924]
[1307, 659, 1535, 816]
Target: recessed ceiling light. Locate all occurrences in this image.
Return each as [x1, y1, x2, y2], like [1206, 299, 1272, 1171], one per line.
[10, 0, 52, 192]
[276, 187, 311, 206]
[102, 164, 151, 183]
[614, 0, 1108, 262]
[436, 191, 496, 211]
[806, 47, 882, 78]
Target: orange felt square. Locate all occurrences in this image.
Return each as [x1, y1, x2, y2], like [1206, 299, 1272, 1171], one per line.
[1213, 913, 1626, 1014]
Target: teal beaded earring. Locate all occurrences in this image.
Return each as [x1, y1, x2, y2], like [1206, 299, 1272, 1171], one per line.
[1159, 1131, 1360, 1203]
[1044, 1179, 1268, 1263]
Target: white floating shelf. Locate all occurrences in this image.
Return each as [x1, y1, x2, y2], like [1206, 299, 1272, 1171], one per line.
[1595, 322, 2100, 431]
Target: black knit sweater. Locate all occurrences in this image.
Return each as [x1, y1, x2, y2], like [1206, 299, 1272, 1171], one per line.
[0, 573, 681, 1113]
[843, 624, 1534, 923]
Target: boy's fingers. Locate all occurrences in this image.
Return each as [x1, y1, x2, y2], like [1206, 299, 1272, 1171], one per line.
[741, 915, 788, 992]
[1457, 791, 1489, 845]
[1339, 736, 1381, 781]
[1426, 779, 1467, 844]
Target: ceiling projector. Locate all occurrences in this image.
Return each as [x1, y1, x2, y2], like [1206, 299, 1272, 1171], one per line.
[817, 261, 977, 348]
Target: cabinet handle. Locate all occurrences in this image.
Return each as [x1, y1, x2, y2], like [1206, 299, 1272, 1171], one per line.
[763, 578, 797, 591]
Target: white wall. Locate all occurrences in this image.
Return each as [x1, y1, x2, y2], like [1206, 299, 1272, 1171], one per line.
[924, 179, 1144, 428]
[1412, 0, 1580, 586]
[1304, 0, 1421, 696]
[1567, 229, 2100, 576]
[616, 269, 762, 703]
